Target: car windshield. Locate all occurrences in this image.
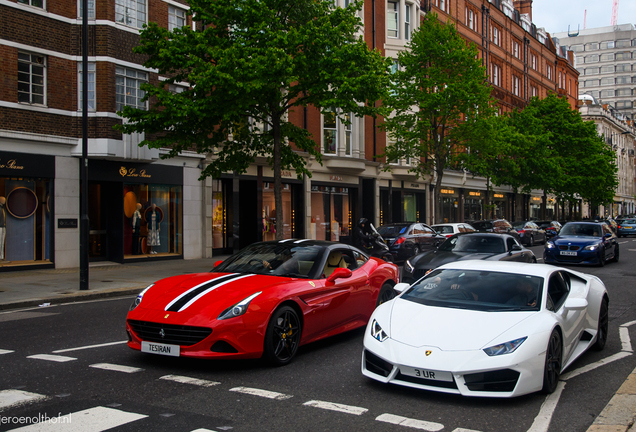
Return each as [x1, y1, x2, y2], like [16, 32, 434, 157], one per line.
[560, 223, 602, 237]
[623, 219, 636, 224]
[213, 243, 323, 278]
[438, 235, 505, 254]
[377, 225, 410, 236]
[402, 269, 543, 312]
[433, 225, 454, 234]
[512, 222, 526, 229]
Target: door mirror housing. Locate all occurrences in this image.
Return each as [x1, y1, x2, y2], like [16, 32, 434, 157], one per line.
[326, 267, 353, 283]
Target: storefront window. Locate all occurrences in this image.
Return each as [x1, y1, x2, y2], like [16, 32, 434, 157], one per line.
[441, 196, 458, 223]
[262, 182, 292, 241]
[123, 183, 182, 257]
[0, 178, 52, 265]
[212, 180, 226, 249]
[464, 198, 483, 222]
[403, 193, 416, 222]
[310, 186, 352, 242]
[530, 197, 542, 219]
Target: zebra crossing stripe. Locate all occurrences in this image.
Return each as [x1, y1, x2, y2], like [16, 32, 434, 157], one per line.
[376, 413, 444, 431]
[27, 354, 77, 362]
[229, 387, 293, 400]
[8, 406, 147, 431]
[303, 400, 368, 415]
[0, 390, 47, 410]
[89, 363, 143, 373]
[159, 375, 220, 387]
[0, 349, 14, 355]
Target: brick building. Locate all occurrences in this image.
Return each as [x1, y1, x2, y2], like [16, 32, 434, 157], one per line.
[0, 0, 578, 271]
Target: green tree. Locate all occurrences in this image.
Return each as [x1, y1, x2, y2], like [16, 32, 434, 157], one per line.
[381, 12, 496, 223]
[118, 0, 390, 239]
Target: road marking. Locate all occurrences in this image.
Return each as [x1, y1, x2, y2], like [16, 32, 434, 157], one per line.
[376, 413, 444, 431]
[0, 389, 47, 410]
[89, 363, 143, 373]
[527, 381, 567, 432]
[452, 429, 483, 432]
[27, 354, 77, 362]
[628, 249, 636, 252]
[561, 351, 632, 381]
[229, 387, 292, 400]
[303, 400, 368, 415]
[620, 326, 634, 352]
[619, 241, 629, 244]
[8, 406, 147, 431]
[0, 349, 14, 355]
[53, 341, 128, 353]
[159, 375, 220, 387]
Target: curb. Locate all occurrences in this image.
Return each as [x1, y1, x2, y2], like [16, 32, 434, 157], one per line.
[0, 286, 145, 312]
[587, 365, 636, 432]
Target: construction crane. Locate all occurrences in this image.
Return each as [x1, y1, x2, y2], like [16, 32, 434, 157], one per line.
[611, 0, 619, 26]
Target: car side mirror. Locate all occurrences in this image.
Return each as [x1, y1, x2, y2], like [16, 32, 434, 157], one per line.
[394, 282, 410, 293]
[605, 233, 612, 238]
[213, 260, 223, 268]
[327, 267, 352, 283]
[564, 297, 587, 311]
[510, 244, 522, 253]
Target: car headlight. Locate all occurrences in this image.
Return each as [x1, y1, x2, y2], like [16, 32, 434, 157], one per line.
[371, 319, 388, 342]
[404, 259, 414, 273]
[483, 337, 527, 356]
[583, 244, 599, 251]
[545, 242, 555, 249]
[130, 284, 154, 311]
[217, 292, 262, 320]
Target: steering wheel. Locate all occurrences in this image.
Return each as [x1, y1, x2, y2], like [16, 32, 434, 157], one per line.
[249, 258, 265, 267]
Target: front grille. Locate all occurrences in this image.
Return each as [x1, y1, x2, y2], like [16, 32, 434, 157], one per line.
[128, 320, 212, 346]
[463, 369, 520, 392]
[558, 245, 580, 251]
[364, 350, 393, 377]
[395, 371, 458, 389]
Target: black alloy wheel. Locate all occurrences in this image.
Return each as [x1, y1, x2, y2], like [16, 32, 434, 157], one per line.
[529, 235, 535, 247]
[598, 250, 606, 267]
[376, 283, 397, 307]
[593, 297, 609, 351]
[542, 329, 563, 394]
[263, 306, 302, 366]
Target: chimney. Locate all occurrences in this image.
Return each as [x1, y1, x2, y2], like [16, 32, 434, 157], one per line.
[513, 0, 533, 21]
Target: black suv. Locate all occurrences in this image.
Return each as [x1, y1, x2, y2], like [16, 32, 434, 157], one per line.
[471, 219, 521, 242]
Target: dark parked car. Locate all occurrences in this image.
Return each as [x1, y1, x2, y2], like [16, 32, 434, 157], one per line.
[402, 232, 536, 283]
[536, 220, 562, 239]
[617, 218, 636, 238]
[470, 219, 521, 242]
[377, 223, 445, 262]
[512, 220, 547, 246]
[544, 221, 619, 267]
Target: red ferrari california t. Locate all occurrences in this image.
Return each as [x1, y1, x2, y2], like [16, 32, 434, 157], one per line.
[126, 239, 399, 365]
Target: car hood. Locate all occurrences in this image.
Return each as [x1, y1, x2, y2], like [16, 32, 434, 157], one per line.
[388, 298, 533, 350]
[412, 250, 499, 268]
[138, 272, 289, 316]
[553, 235, 601, 245]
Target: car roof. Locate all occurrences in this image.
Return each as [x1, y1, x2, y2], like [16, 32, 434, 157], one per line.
[436, 260, 558, 278]
[453, 232, 514, 239]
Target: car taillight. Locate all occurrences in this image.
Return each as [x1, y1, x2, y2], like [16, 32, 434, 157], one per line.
[446, 234, 453, 238]
[618, 225, 622, 229]
[395, 237, 405, 245]
[517, 229, 525, 233]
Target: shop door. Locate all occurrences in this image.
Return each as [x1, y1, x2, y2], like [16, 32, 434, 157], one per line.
[88, 182, 123, 262]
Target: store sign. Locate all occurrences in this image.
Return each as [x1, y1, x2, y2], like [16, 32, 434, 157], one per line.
[469, 191, 482, 197]
[0, 151, 55, 178]
[119, 167, 151, 179]
[493, 193, 504, 198]
[0, 158, 25, 171]
[281, 170, 292, 178]
[532, 197, 542, 202]
[410, 183, 420, 188]
[441, 188, 455, 194]
[330, 175, 343, 181]
[58, 218, 78, 229]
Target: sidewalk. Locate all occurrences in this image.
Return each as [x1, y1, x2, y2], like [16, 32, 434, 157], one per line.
[0, 256, 229, 311]
[1, 257, 636, 431]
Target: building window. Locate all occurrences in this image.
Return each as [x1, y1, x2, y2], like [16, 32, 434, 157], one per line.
[435, 0, 449, 13]
[512, 75, 521, 97]
[585, 79, 599, 87]
[600, 89, 614, 98]
[168, 6, 186, 31]
[116, 67, 147, 112]
[585, 42, 599, 50]
[616, 88, 632, 96]
[387, 1, 398, 38]
[491, 63, 501, 87]
[616, 39, 631, 48]
[344, 112, 352, 156]
[615, 64, 630, 72]
[465, 7, 476, 32]
[531, 53, 537, 70]
[570, 44, 584, 52]
[600, 40, 615, 49]
[18, 0, 43, 8]
[600, 77, 613, 86]
[585, 67, 599, 75]
[546, 64, 553, 80]
[600, 65, 614, 74]
[530, 85, 538, 98]
[616, 76, 630, 85]
[18, 52, 46, 105]
[512, 40, 520, 59]
[78, 0, 95, 18]
[78, 62, 95, 111]
[115, 0, 146, 28]
[491, 25, 500, 46]
[585, 55, 599, 63]
[600, 53, 614, 62]
[615, 52, 632, 61]
[405, 3, 411, 40]
[323, 108, 353, 156]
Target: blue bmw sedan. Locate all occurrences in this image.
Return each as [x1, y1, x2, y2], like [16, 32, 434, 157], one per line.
[544, 221, 619, 266]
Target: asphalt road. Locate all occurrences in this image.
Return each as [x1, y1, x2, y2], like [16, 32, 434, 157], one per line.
[1, 238, 636, 432]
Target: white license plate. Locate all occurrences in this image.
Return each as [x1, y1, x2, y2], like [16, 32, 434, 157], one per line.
[560, 251, 577, 256]
[141, 341, 180, 357]
[400, 366, 453, 382]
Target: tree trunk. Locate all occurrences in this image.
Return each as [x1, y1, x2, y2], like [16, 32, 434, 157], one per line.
[273, 117, 284, 241]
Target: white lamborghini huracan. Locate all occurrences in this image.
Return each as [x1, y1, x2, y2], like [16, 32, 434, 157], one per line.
[362, 261, 608, 397]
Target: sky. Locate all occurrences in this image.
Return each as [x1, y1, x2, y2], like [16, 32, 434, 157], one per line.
[531, 0, 636, 35]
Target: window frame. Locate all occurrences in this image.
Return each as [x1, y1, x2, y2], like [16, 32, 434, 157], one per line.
[387, 1, 399, 39]
[168, 5, 187, 32]
[17, 51, 46, 106]
[18, 0, 44, 9]
[115, 0, 147, 29]
[115, 66, 148, 112]
[78, 61, 96, 111]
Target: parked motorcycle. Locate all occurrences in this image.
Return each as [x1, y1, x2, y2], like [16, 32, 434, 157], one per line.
[363, 224, 393, 263]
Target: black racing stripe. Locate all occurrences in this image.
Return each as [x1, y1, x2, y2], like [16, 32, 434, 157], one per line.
[166, 274, 240, 312]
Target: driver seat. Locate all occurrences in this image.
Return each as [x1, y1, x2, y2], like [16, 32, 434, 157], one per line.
[323, 251, 347, 277]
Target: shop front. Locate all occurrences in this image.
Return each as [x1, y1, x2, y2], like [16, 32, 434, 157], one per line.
[529, 196, 543, 220]
[440, 188, 460, 223]
[88, 160, 183, 263]
[0, 150, 55, 270]
[310, 183, 357, 243]
[464, 190, 484, 222]
[491, 192, 508, 220]
[379, 182, 427, 226]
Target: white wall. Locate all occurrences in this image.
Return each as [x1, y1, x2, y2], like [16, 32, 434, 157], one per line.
[54, 156, 79, 268]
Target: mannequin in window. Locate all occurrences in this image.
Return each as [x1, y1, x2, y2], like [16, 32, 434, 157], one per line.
[132, 203, 142, 255]
[0, 196, 6, 262]
[147, 203, 160, 255]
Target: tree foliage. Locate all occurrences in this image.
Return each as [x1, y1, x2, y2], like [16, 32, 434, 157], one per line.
[117, 0, 390, 238]
[381, 13, 496, 223]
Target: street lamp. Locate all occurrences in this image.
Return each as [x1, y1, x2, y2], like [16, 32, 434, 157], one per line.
[80, 0, 89, 290]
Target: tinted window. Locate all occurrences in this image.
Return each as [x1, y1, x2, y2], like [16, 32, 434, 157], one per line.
[560, 223, 601, 237]
[438, 235, 505, 253]
[434, 225, 454, 234]
[547, 272, 569, 311]
[378, 225, 410, 236]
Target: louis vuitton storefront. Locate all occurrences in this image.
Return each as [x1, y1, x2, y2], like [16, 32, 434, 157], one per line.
[88, 160, 183, 263]
[0, 150, 55, 270]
